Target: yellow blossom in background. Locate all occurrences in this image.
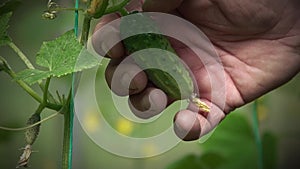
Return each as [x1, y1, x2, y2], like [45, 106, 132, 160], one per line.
[142, 143, 158, 157]
[116, 118, 133, 136]
[257, 98, 268, 121]
[258, 104, 268, 121]
[83, 110, 101, 133]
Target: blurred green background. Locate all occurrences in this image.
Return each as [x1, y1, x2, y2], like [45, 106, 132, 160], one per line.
[0, 1, 300, 169]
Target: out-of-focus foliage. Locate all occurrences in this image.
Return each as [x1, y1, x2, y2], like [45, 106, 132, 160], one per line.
[166, 152, 225, 169]
[262, 132, 277, 169]
[165, 113, 278, 169]
[201, 113, 258, 169]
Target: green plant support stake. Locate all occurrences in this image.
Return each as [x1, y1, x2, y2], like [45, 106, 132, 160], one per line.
[253, 100, 263, 169]
[67, 0, 79, 169]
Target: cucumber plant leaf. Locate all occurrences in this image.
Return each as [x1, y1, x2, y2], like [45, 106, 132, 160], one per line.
[165, 152, 225, 169]
[200, 113, 258, 169]
[16, 69, 51, 84]
[165, 113, 278, 169]
[16, 30, 101, 85]
[199, 152, 226, 169]
[0, 12, 12, 46]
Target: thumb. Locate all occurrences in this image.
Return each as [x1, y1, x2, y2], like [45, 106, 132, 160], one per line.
[142, 0, 184, 12]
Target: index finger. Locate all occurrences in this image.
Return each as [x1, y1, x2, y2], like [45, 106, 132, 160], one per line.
[92, 13, 125, 59]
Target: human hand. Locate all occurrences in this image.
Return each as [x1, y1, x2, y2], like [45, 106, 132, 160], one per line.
[92, 0, 300, 141]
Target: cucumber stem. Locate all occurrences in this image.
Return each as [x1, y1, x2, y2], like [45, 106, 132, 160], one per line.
[61, 90, 72, 169]
[104, 0, 130, 15]
[80, 15, 92, 46]
[62, 108, 72, 169]
[119, 8, 129, 16]
[49, 7, 84, 12]
[190, 94, 210, 113]
[62, 112, 72, 169]
[43, 77, 51, 105]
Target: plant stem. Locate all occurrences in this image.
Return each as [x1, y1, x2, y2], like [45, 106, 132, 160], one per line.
[40, 83, 57, 104]
[61, 5, 91, 169]
[80, 15, 92, 46]
[6, 69, 42, 103]
[36, 103, 46, 115]
[8, 42, 35, 69]
[5, 69, 61, 111]
[0, 112, 59, 131]
[62, 109, 72, 169]
[61, 0, 125, 167]
[46, 104, 61, 111]
[42, 77, 62, 110]
[51, 7, 85, 12]
[43, 77, 51, 103]
[62, 92, 72, 169]
[60, 1, 80, 168]
[119, 8, 129, 16]
[8, 41, 58, 103]
[104, 0, 130, 15]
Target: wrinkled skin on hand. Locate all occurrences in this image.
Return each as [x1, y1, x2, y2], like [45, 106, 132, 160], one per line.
[93, 0, 300, 140]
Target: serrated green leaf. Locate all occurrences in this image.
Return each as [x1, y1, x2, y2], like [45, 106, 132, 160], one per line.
[35, 30, 100, 76]
[36, 30, 82, 70]
[0, 12, 12, 46]
[16, 69, 51, 84]
[16, 30, 101, 85]
[0, 0, 22, 16]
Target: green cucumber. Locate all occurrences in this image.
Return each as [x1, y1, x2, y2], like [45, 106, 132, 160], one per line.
[25, 113, 41, 145]
[120, 12, 194, 99]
